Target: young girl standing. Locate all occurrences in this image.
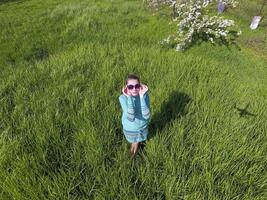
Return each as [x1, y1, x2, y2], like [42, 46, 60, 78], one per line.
[119, 74, 151, 155]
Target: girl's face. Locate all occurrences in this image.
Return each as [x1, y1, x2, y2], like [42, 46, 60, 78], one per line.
[127, 79, 141, 96]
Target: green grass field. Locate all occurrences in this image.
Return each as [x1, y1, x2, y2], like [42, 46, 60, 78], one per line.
[0, 0, 267, 199]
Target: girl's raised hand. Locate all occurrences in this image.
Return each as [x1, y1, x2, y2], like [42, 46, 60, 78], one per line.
[139, 84, 148, 97]
[122, 86, 131, 97]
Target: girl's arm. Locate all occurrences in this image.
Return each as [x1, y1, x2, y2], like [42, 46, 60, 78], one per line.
[140, 93, 150, 120]
[119, 95, 135, 122]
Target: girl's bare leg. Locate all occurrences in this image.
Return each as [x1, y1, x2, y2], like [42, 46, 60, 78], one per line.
[130, 143, 134, 154]
[130, 142, 139, 155]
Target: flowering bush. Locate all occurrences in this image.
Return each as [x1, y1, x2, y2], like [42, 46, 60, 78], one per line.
[144, 0, 238, 8]
[145, 0, 241, 51]
[220, 0, 239, 7]
[143, 0, 176, 8]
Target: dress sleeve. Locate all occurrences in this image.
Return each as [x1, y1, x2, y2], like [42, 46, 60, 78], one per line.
[119, 95, 135, 122]
[140, 93, 151, 120]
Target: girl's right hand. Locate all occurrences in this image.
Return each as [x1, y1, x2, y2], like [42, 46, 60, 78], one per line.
[122, 86, 131, 97]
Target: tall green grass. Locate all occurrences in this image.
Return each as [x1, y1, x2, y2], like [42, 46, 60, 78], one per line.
[0, 0, 267, 199]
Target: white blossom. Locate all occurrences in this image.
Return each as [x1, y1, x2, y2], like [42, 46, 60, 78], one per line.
[145, 0, 241, 51]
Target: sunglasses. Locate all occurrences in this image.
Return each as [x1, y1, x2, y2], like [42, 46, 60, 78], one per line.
[127, 84, 141, 90]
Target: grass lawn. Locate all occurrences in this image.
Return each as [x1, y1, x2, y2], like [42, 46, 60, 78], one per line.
[0, 0, 267, 199]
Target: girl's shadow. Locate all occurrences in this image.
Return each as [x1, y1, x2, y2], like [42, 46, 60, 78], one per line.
[139, 91, 191, 151]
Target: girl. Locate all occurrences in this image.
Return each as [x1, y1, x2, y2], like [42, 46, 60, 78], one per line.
[119, 74, 151, 155]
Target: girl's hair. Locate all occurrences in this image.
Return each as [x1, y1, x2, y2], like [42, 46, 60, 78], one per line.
[125, 74, 140, 84]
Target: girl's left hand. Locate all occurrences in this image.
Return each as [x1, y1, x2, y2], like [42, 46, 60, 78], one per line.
[139, 84, 148, 97]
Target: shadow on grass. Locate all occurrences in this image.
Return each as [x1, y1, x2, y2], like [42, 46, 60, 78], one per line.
[138, 90, 191, 152]
[234, 103, 257, 117]
[0, 0, 23, 4]
[149, 90, 191, 136]
[24, 47, 49, 63]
